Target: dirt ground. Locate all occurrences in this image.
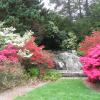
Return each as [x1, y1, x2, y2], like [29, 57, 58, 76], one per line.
[83, 78, 100, 92]
[0, 80, 47, 100]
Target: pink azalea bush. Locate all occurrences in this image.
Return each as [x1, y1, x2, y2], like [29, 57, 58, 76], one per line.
[80, 45, 100, 82]
[0, 44, 25, 91]
[0, 44, 19, 63]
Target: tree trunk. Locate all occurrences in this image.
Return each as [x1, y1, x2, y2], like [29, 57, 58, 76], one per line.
[39, 67, 46, 78]
[79, 0, 82, 18]
[85, 0, 89, 16]
[68, 0, 72, 20]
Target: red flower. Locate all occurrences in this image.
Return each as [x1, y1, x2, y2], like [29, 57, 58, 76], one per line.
[23, 37, 54, 68]
[79, 31, 100, 55]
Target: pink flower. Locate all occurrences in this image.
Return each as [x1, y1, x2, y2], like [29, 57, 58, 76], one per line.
[80, 44, 100, 82]
[0, 44, 19, 63]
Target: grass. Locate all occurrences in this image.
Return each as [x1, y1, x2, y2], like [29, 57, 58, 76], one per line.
[15, 79, 100, 100]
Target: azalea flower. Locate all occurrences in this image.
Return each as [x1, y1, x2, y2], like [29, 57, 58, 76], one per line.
[80, 45, 100, 82]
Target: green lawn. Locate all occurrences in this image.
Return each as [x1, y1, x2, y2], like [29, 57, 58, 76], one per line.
[15, 79, 100, 100]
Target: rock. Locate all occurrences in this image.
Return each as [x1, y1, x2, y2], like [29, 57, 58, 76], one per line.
[54, 52, 83, 73]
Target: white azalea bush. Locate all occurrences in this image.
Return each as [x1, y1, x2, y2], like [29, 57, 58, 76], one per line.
[0, 22, 15, 36]
[0, 22, 34, 58]
[4, 31, 34, 47]
[0, 22, 34, 47]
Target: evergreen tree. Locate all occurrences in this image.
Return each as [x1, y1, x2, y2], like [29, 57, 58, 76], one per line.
[0, 0, 43, 35]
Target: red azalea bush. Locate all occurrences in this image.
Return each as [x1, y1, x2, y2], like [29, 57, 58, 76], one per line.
[80, 45, 100, 82]
[24, 37, 54, 68]
[18, 37, 55, 76]
[79, 31, 100, 55]
[0, 44, 19, 63]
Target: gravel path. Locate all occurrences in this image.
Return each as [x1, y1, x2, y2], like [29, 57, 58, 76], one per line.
[0, 81, 47, 100]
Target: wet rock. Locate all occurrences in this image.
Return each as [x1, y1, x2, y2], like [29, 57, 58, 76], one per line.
[54, 52, 82, 73]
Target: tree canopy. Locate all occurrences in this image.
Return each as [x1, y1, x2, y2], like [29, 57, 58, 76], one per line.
[0, 0, 100, 50]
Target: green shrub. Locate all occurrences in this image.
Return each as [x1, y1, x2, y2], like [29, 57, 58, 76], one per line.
[43, 69, 61, 81]
[0, 72, 25, 92]
[60, 32, 77, 50]
[0, 61, 26, 92]
[28, 67, 40, 78]
[77, 50, 85, 56]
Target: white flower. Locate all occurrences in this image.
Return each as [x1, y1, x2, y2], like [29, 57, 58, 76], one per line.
[0, 32, 5, 36]
[0, 23, 35, 48]
[18, 49, 33, 58]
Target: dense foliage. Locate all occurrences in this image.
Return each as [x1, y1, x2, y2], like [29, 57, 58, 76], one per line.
[0, 0, 78, 50]
[0, 26, 54, 69]
[0, 0, 100, 50]
[50, 0, 100, 43]
[0, 24, 62, 91]
[43, 69, 61, 81]
[0, 0, 42, 34]
[60, 32, 77, 50]
[80, 45, 100, 82]
[0, 60, 25, 92]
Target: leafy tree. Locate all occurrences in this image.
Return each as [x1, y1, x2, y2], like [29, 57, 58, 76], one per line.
[50, 0, 78, 20]
[50, 0, 89, 20]
[0, 0, 79, 50]
[60, 32, 78, 50]
[89, 1, 100, 31]
[73, 17, 92, 42]
[37, 10, 77, 50]
[0, 0, 43, 35]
